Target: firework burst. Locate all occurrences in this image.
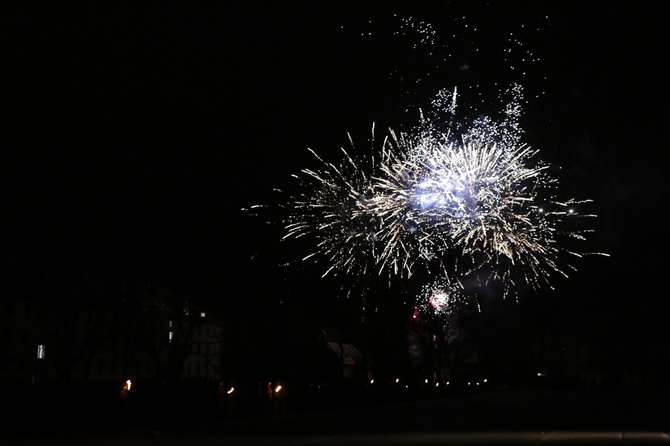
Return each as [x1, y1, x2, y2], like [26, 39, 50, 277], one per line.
[272, 87, 604, 296]
[414, 279, 472, 317]
[250, 5, 606, 298]
[387, 133, 594, 292]
[281, 134, 383, 280]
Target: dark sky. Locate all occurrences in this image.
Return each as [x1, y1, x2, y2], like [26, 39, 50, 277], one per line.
[3, 1, 669, 328]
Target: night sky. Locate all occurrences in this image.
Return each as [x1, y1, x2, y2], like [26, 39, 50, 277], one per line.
[3, 2, 669, 357]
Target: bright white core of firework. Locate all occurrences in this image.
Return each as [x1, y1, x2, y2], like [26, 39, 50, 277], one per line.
[429, 291, 449, 312]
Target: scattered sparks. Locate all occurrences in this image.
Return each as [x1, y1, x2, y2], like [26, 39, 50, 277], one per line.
[415, 279, 471, 317]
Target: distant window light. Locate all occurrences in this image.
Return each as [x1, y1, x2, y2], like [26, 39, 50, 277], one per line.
[200, 312, 205, 318]
[169, 331, 174, 342]
[169, 320, 173, 328]
[36, 344, 45, 359]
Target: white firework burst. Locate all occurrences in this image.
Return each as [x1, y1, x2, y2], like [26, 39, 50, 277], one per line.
[264, 87, 604, 296]
[414, 279, 472, 317]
